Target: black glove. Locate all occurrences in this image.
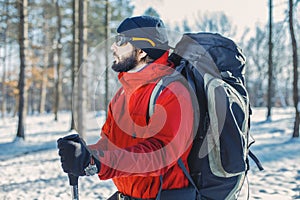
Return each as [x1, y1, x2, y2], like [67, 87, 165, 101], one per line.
[57, 134, 100, 176]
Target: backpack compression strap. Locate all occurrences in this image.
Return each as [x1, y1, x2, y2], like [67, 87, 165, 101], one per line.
[248, 150, 264, 171]
[178, 158, 201, 199]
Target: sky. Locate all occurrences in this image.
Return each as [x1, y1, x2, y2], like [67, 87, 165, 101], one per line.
[131, 0, 289, 37]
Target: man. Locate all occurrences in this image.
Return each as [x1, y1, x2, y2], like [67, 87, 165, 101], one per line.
[57, 16, 196, 200]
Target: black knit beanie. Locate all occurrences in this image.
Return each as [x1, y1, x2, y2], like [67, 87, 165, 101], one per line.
[117, 16, 169, 60]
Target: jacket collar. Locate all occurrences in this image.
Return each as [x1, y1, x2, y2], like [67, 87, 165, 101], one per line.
[118, 51, 174, 95]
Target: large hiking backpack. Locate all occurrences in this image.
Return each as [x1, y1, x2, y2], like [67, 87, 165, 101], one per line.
[149, 32, 263, 199]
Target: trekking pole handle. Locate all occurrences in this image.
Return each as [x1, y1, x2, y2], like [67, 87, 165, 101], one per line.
[68, 174, 79, 200]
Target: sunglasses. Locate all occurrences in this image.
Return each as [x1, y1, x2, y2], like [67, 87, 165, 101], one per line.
[115, 35, 156, 47]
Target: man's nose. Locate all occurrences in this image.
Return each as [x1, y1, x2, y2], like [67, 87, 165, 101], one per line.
[111, 42, 117, 51]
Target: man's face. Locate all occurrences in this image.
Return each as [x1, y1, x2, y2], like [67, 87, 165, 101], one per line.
[111, 41, 138, 72]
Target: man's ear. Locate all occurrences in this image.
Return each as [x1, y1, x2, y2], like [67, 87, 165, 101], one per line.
[137, 49, 147, 61]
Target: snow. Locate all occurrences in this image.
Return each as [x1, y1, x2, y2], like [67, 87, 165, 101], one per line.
[0, 108, 299, 199]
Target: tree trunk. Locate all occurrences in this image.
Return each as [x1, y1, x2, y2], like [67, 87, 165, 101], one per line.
[54, 0, 62, 121]
[1, 47, 7, 118]
[13, 95, 19, 118]
[104, 0, 110, 115]
[16, 0, 28, 140]
[289, 0, 299, 138]
[1, 0, 9, 118]
[266, 0, 273, 120]
[39, 10, 50, 114]
[77, 0, 88, 138]
[70, 0, 78, 131]
[39, 56, 49, 114]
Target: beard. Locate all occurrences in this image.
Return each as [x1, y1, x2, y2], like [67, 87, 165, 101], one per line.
[112, 50, 138, 72]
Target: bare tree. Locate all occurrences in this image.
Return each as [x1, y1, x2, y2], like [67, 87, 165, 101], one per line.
[143, 7, 160, 18]
[1, 0, 9, 118]
[195, 11, 237, 38]
[16, 0, 28, 140]
[39, 8, 50, 114]
[0, 53, 7, 118]
[70, 0, 78, 131]
[104, 0, 110, 114]
[289, 0, 299, 138]
[244, 26, 268, 107]
[267, 0, 274, 120]
[77, 0, 88, 138]
[54, 0, 62, 121]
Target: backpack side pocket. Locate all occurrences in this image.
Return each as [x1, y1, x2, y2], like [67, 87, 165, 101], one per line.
[204, 73, 249, 178]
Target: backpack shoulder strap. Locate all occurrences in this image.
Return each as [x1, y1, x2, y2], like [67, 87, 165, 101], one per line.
[149, 79, 165, 117]
[148, 70, 186, 117]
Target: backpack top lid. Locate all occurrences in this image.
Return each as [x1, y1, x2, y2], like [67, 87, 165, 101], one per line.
[172, 32, 246, 76]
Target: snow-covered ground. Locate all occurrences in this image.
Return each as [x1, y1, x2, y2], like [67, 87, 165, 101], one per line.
[0, 108, 299, 200]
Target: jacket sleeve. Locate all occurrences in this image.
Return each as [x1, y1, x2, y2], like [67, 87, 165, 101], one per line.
[90, 82, 195, 180]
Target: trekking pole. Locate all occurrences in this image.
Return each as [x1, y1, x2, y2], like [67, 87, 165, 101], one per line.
[68, 174, 79, 200]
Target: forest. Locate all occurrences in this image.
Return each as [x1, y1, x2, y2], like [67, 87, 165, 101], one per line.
[0, 0, 299, 139]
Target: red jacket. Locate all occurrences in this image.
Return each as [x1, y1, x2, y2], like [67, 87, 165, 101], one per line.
[89, 52, 194, 199]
